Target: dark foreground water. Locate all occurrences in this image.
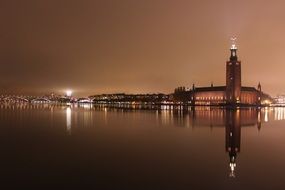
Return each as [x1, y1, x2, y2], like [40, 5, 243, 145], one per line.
[0, 103, 285, 189]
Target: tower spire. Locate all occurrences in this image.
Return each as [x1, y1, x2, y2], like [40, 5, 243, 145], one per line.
[230, 37, 237, 50]
[258, 82, 261, 91]
[230, 37, 238, 61]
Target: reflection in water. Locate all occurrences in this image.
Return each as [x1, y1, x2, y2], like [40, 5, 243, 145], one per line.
[265, 107, 269, 122]
[171, 107, 263, 178]
[3, 103, 285, 178]
[275, 107, 285, 120]
[104, 107, 108, 125]
[66, 107, 71, 133]
[225, 110, 241, 178]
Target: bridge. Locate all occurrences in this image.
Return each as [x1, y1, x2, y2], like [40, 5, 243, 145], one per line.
[30, 98, 51, 103]
[0, 96, 29, 103]
[0, 96, 53, 103]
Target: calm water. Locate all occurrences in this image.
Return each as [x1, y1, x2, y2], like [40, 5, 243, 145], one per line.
[1, 103, 285, 189]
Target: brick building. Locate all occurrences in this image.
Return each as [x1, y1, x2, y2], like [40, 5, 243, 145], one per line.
[174, 42, 265, 106]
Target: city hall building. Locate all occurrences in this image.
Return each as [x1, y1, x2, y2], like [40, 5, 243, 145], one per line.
[177, 42, 263, 106]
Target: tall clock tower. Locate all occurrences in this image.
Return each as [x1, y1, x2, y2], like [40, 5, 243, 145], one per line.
[226, 38, 241, 105]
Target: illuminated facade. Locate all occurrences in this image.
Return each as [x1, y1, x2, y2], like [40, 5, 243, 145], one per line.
[189, 43, 262, 106]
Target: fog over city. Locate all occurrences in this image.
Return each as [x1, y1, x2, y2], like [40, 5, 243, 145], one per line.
[1, 0, 285, 96]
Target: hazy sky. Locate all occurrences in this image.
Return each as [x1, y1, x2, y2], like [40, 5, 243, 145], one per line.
[1, 0, 285, 96]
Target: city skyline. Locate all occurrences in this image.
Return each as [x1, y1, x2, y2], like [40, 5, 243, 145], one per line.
[1, 0, 285, 96]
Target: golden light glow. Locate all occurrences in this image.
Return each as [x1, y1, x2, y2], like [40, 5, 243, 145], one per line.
[66, 90, 72, 97]
[230, 37, 237, 50]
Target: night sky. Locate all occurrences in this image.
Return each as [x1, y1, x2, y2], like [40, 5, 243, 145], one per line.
[1, 0, 285, 96]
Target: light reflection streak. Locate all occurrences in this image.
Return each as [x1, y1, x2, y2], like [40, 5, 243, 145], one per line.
[264, 107, 269, 122]
[66, 107, 71, 133]
[161, 110, 169, 126]
[104, 107, 108, 125]
[274, 107, 285, 121]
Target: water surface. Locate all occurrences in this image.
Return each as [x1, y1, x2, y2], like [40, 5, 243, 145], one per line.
[0, 104, 285, 189]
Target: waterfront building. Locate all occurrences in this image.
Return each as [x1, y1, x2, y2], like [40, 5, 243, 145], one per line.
[273, 95, 285, 106]
[174, 40, 268, 106]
